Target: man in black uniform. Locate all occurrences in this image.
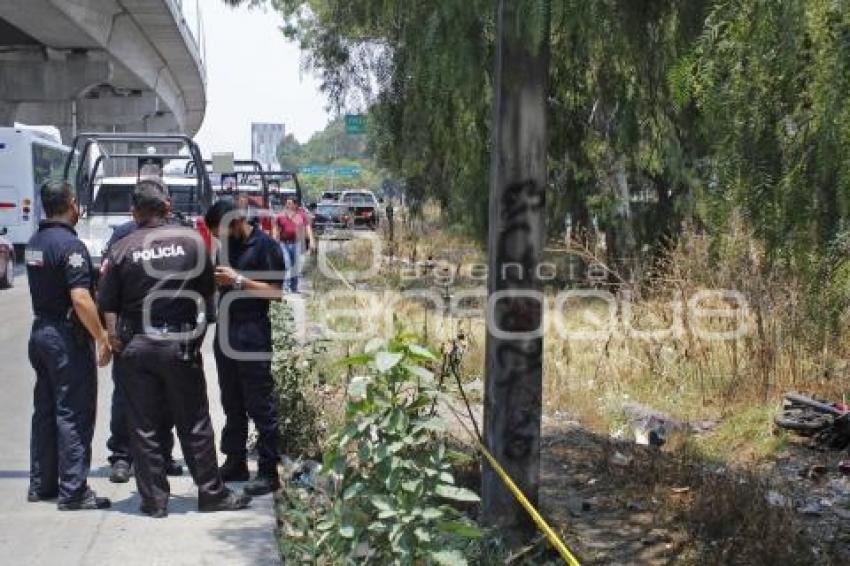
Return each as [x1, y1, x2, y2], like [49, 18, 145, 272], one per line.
[25, 181, 111, 510]
[98, 180, 251, 517]
[102, 217, 182, 483]
[204, 200, 284, 495]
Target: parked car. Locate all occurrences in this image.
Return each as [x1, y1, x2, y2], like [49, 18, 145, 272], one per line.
[312, 203, 354, 236]
[0, 228, 15, 289]
[339, 190, 380, 229]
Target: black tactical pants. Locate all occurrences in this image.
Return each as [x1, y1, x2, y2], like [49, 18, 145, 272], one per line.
[213, 316, 280, 475]
[107, 362, 175, 466]
[28, 319, 97, 505]
[117, 333, 226, 509]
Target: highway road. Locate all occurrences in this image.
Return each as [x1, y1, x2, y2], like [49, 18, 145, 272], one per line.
[0, 269, 280, 566]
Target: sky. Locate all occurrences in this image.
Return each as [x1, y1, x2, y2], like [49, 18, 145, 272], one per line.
[190, 1, 331, 156]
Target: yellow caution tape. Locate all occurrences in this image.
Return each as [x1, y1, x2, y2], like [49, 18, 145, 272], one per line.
[476, 440, 582, 566]
[323, 252, 356, 292]
[443, 401, 581, 565]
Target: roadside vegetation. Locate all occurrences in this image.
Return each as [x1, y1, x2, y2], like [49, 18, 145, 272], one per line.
[217, 0, 850, 561]
[269, 209, 850, 563]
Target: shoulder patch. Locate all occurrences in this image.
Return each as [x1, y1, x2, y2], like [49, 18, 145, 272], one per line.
[25, 249, 44, 267]
[68, 252, 86, 269]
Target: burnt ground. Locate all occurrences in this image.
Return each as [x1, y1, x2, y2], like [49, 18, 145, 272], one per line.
[537, 415, 850, 565]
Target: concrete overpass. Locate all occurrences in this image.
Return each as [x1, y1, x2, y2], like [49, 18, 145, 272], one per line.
[0, 0, 207, 143]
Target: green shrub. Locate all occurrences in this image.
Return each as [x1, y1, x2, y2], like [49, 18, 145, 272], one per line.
[280, 331, 485, 565]
[271, 301, 326, 458]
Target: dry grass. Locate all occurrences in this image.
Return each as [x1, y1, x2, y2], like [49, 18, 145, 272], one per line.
[292, 206, 850, 562]
[545, 217, 850, 463]
[306, 206, 850, 465]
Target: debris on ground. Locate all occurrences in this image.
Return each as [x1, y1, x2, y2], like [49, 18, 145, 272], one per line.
[799, 464, 828, 481]
[766, 490, 788, 507]
[797, 499, 827, 516]
[280, 456, 341, 494]
[623, 402, 684, 447]
[540, 420, 850, 564]
[608, 451, 632, 467]
[774, 392, 850, 450]
[621, 402, 718, 447]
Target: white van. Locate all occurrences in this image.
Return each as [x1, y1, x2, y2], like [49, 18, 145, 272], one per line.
[0, 127, 70, 250]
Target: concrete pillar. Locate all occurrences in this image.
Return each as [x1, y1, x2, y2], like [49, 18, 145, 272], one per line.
[0, 56, 111, 101]
[141, 111, 179, 134]
[0, 101, 18, 125]
[13, 92, 161, 142]
[77, 92, 158, 128]
[14, 100, 74, 128]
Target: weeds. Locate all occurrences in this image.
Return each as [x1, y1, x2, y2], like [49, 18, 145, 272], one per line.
[271, 301, 329, 458]
[278, 331, 486, 565]
[282, 207, 850, 562]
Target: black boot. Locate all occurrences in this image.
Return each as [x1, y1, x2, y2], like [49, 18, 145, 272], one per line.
[58, 489, 111, 511]
[27, 488, 58, 503]
[198, 488, 252, 512]
[219, 457, 249, 482]
[109, 460, 131, 483]
[165, 459, 184, 477]
[140, 500, 168, 519]
[244, 472, 281, 496]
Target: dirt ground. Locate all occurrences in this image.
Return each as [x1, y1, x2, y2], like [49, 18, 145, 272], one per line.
[537, 414, 850, 565]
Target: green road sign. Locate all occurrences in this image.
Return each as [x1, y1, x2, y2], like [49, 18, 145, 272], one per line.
[301, 165, 329, 175]
[345, 114, 367, 134]
[335, 165, 361, 177]
[301, 164, 362, 177]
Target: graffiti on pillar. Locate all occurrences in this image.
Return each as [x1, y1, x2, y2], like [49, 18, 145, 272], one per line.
[490, 178, 545, 464]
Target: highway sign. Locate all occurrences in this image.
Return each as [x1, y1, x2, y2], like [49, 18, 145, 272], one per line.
[345, 114, 367, 134]
[301, 164, 362, 177]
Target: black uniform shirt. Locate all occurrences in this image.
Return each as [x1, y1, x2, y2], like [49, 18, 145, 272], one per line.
[98, 220, 214, 325]
[218, 226, 285, 318]
[105, 220, 138, 252]
[25, 221, 94, 318]
[102, 217, 187, 269]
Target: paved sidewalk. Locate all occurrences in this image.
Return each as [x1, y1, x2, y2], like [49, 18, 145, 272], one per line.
[0, 278, 281, 566]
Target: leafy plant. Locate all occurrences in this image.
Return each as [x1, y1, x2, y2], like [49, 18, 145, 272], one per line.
[282, 331, 485, 565]
[271, 301, 327, 458]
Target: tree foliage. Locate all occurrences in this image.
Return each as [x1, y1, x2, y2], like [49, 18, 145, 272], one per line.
[226, 0, 850, 321]
[276, 116, 386, 201]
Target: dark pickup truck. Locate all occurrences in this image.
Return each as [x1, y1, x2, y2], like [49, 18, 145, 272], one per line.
[312, 203, 354, 235]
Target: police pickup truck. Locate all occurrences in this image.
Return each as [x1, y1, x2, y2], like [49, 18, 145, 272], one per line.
[63, 133, 213, 271]
[77, 176, 208, 269]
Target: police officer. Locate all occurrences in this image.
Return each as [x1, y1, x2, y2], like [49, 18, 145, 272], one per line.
[98, 179, 251, 517]
[25, 181, 111, 510]
[103, 216, 182, 483]
[204, 199, 284, 496]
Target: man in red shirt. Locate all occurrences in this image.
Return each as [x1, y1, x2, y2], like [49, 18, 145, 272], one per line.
[273, 197, 313, 292]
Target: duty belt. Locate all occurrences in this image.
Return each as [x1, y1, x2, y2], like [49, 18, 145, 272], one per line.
[33, 312, 73, 324]
[121, 318, 195, 336]
[227, 310, 269, 322]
